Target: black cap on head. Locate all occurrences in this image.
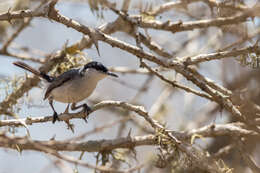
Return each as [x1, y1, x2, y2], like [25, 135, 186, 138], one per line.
[84, 61, 118, 77]
[84, 61, 108, 73]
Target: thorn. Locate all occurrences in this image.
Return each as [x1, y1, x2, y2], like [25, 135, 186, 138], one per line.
[177, 20, 183, 25]
[127, 128, 132, 139]
[168, 132, 181, 144]
[210, 123, 215, 130]
[126, 128, 137, 160]
[65, 120, 75, 133]
[47, 0, 59, 19]
[139, 58, 144, 68]
[7, 8, 13, 25]
[49, 0, 59, 8]
[91, 29, 100, 57]
[253, 38, 260, 47]
[50, 134, 56, 140]
[162, 20, 170, 27]
[131, 147, 137, 161]
[250, 16, 255, 24]
[62, 40, 69, 53]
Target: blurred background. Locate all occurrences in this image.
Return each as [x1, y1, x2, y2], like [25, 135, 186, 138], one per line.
[0, 0, 259, 172]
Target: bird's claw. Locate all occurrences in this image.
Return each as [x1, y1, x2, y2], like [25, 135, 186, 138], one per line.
[82, 105, 91, 123]
[52, 112, 60, 124]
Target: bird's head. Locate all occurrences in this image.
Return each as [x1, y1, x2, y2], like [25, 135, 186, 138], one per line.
[80, 61, 118, 79]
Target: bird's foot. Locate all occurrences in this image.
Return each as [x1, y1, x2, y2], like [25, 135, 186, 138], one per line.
[64, 104, 70, 114]
[82, 104, 91, 123]
[52, 112, 60, 124]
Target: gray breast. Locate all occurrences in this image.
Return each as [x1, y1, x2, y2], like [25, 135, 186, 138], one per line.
[49, 69, 106, 103]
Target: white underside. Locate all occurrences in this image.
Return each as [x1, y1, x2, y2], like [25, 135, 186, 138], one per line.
[48, 69, 107, 103]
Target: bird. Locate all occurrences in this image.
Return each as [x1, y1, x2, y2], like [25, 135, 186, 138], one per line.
[13, 61, 118, 123]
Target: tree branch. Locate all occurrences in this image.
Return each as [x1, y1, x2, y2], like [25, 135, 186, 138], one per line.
[110, 5, 259, 34]
[0, 133, 156, 152]
[140, 60, 213, 100]
[150, 0, 249, 16]
[0, 1, 244, 125]
[0, 1, 133, 117]
[180, 45, 260, 66]
[0, 123, 257, 152]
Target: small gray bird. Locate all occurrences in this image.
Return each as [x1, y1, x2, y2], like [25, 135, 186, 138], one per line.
[13, 61, 118, 123]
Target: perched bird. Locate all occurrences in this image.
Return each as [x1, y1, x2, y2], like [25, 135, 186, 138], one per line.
[13, 61, 118, 123]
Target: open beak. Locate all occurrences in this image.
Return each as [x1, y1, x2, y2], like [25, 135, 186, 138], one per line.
[106, 71, 118, 78]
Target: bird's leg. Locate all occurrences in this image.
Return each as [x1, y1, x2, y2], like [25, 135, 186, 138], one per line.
[64, 103, 70, 114]
[71, 103, 91, 112]
[49, 99, 59, 123]
[71, 103, 91, 123]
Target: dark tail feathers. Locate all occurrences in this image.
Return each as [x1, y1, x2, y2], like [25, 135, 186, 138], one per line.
[13, 61, 53, 82]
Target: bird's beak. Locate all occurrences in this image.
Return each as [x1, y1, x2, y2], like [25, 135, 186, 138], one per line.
[106, 71, 118, 78]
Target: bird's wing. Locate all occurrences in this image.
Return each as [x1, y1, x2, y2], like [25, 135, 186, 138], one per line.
[44, 69, 80, 100]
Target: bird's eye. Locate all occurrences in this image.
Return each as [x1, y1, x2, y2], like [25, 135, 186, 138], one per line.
[79, 67, 86, 76]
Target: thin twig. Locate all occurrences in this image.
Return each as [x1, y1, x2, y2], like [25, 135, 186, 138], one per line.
[141, 60, 213, 101]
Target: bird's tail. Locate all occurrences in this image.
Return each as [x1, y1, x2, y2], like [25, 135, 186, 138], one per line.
[13, 61, 53, 82]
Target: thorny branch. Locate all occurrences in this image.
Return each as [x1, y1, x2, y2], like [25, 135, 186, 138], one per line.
[180, 45, 260, 66]
[1, 122, 258, 152]
[1, 121, 258, 173]
[0, 0, 130, 117]
[0, 132, 146, 173]
[150, 0, 250, 16]
[0, 0, 49, 53]
[0, 0, 260, 172]
[1, 101, 257, 172]
[0, 100, 163, 128]
[0, 2, 259, 33]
